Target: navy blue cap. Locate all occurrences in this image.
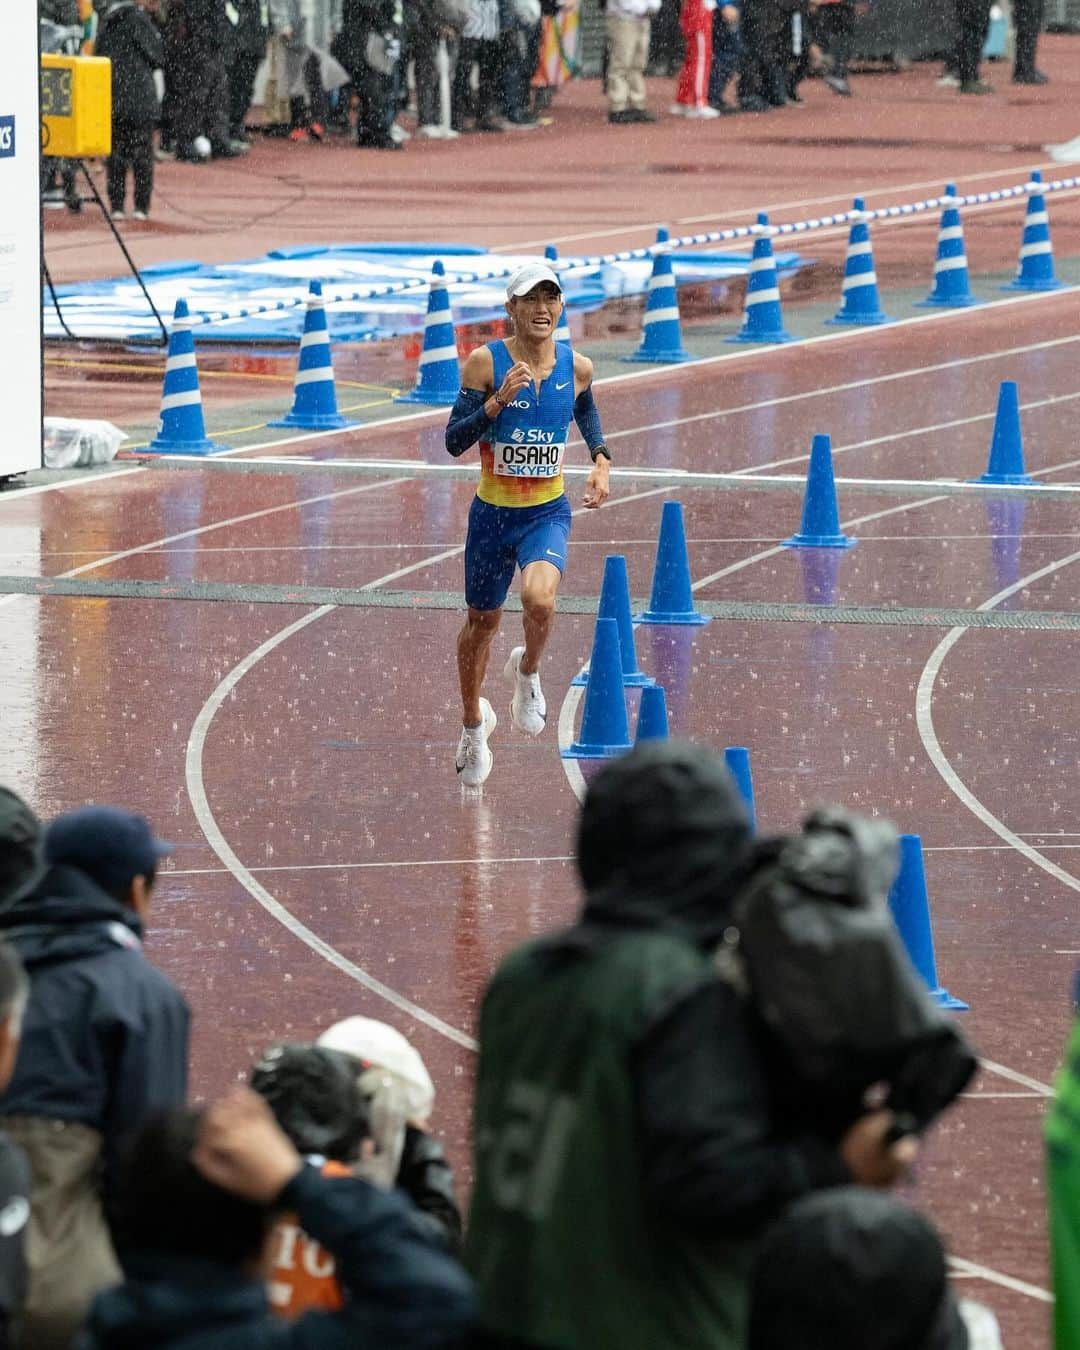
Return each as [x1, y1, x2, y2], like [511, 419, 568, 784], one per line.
[45, 806, 174, 897]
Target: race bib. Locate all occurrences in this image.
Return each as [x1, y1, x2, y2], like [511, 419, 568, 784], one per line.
[493, 439, 565, 478]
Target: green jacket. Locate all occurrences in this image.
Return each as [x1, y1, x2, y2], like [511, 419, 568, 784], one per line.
[1048, 1013, 1080, 1350]
[466, 928, 752, 1350]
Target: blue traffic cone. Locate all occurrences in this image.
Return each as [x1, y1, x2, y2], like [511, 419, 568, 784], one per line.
[634, 684, 670, 743]
[784, 434, 856, 549]
[637, 501, 711, 625]
[395, 260, 461, 405]
[563, 617, 633, 758]
[145, 299, 228, 456]
[1005, 171, 1063, 292]
[917, 184, 977, 308]
[973, 381, 1034, 485]
[270, 281, 356, 430]
[623, 228, 690, 364]
[724, 746, 757, 833]
[887, 834, 968, 1010]
[573, 555, 653, 687]
[545, 245, 572, 344]
[827, 198, 891, 326]
[727, 213, 795, 345]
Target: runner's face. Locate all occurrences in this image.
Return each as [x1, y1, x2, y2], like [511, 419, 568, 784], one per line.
[510, 284, 563, 338]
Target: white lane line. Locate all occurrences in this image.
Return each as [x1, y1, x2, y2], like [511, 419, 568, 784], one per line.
[186, 607, 481, 1052]
[946, 1257, 1053, 1304]
[0, 465, 144, 499]
[184, 483, 673, 1044]
[499, 162, 1072, 251]
[164, 854, 574, 876]
[977, 1060, 1054, 1096]
[925, 844, 1080, 852]
[961, 1092, 1048, 1099]
[0, 476, 410, 613]
[916, 549, 1080, 908]
[690, 493, 948, 592]
[916, 548, 1080, 1097]
[599, 344, 1080, 449]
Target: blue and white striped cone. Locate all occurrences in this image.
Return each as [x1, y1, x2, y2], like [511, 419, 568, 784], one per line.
[395, 260, 461, 405]
[1005, 171, 1063, 293]
[545, 245, 572, 345]
[827, 197, 891, 326]
[623, 228, 690, 364]
[917, 184, 977, 308]
[270, 281, 356, 430]
[144, 298, 228, 456]
[727, 213, 795, 344]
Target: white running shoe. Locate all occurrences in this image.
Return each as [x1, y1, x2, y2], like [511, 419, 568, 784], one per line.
[455, 698, 496, 787]
[668, 102, 688, 115]
[685, 104, 721, 118]
[504, 646, 546, 736]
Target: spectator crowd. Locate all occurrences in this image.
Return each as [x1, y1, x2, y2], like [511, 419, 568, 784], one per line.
[1, 735, 1077, 1348]
[40, 0, 1051, 215]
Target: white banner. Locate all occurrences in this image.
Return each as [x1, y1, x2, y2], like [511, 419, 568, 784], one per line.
[0, 9, 43, 477]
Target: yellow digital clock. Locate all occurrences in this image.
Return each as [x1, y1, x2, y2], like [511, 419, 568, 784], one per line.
[40, 54, 111, 158]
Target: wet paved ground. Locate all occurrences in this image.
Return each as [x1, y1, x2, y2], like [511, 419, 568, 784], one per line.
[14, 56, 1080, 1344]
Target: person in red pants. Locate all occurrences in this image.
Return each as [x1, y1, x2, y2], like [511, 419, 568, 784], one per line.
[672, 0, 721, 116]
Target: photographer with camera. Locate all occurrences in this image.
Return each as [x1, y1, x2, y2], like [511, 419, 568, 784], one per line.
[251, 1034, 463, 1317]
[467, 741, 969, 1350]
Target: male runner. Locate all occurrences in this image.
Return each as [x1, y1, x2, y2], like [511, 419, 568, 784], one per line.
[444, 262, 612, 787]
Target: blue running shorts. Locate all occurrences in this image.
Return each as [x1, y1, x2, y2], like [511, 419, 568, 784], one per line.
[464, 495, 573, 612]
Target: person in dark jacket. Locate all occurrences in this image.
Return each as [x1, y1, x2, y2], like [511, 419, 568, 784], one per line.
[466, 741, 918, 1350]
[95, 0, 164, 218]
[1012, 0, 1047, 84]
[79, 1087, 476, 1349]
[748, 1187, 1002, 1350]
[166, 0, 246, 159]
[0, 804, 189, 1349]
[0, 928, 31, 1350]
[225, 0, 269, 143]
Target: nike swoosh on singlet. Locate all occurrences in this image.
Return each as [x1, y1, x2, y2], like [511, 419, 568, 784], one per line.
[555, 381, 571, 390]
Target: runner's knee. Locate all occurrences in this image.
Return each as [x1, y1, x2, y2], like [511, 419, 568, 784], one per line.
[521, 586, 556, 624]
[465, 607, 502, 640]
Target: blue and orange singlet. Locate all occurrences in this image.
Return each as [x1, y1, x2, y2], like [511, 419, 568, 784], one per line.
[477, 340, 575, 509]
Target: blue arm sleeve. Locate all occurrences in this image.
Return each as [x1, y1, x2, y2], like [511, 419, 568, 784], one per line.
[573, 385, 607, 457]
[445, 387, 494, 458]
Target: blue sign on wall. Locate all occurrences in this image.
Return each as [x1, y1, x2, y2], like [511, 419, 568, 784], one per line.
[0, 116, 14, 157]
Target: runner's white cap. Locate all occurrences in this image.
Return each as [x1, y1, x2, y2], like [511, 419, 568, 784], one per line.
[506, 262, 562, 298]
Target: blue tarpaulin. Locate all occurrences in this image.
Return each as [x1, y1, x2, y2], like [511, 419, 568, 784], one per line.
[43, 241, 806, 344]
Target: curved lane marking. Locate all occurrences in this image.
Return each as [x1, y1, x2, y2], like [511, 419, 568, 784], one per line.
[916, 546, 1080, 1101]
[184, 486, 673, 1047]
[916, 547, 1080, 900]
